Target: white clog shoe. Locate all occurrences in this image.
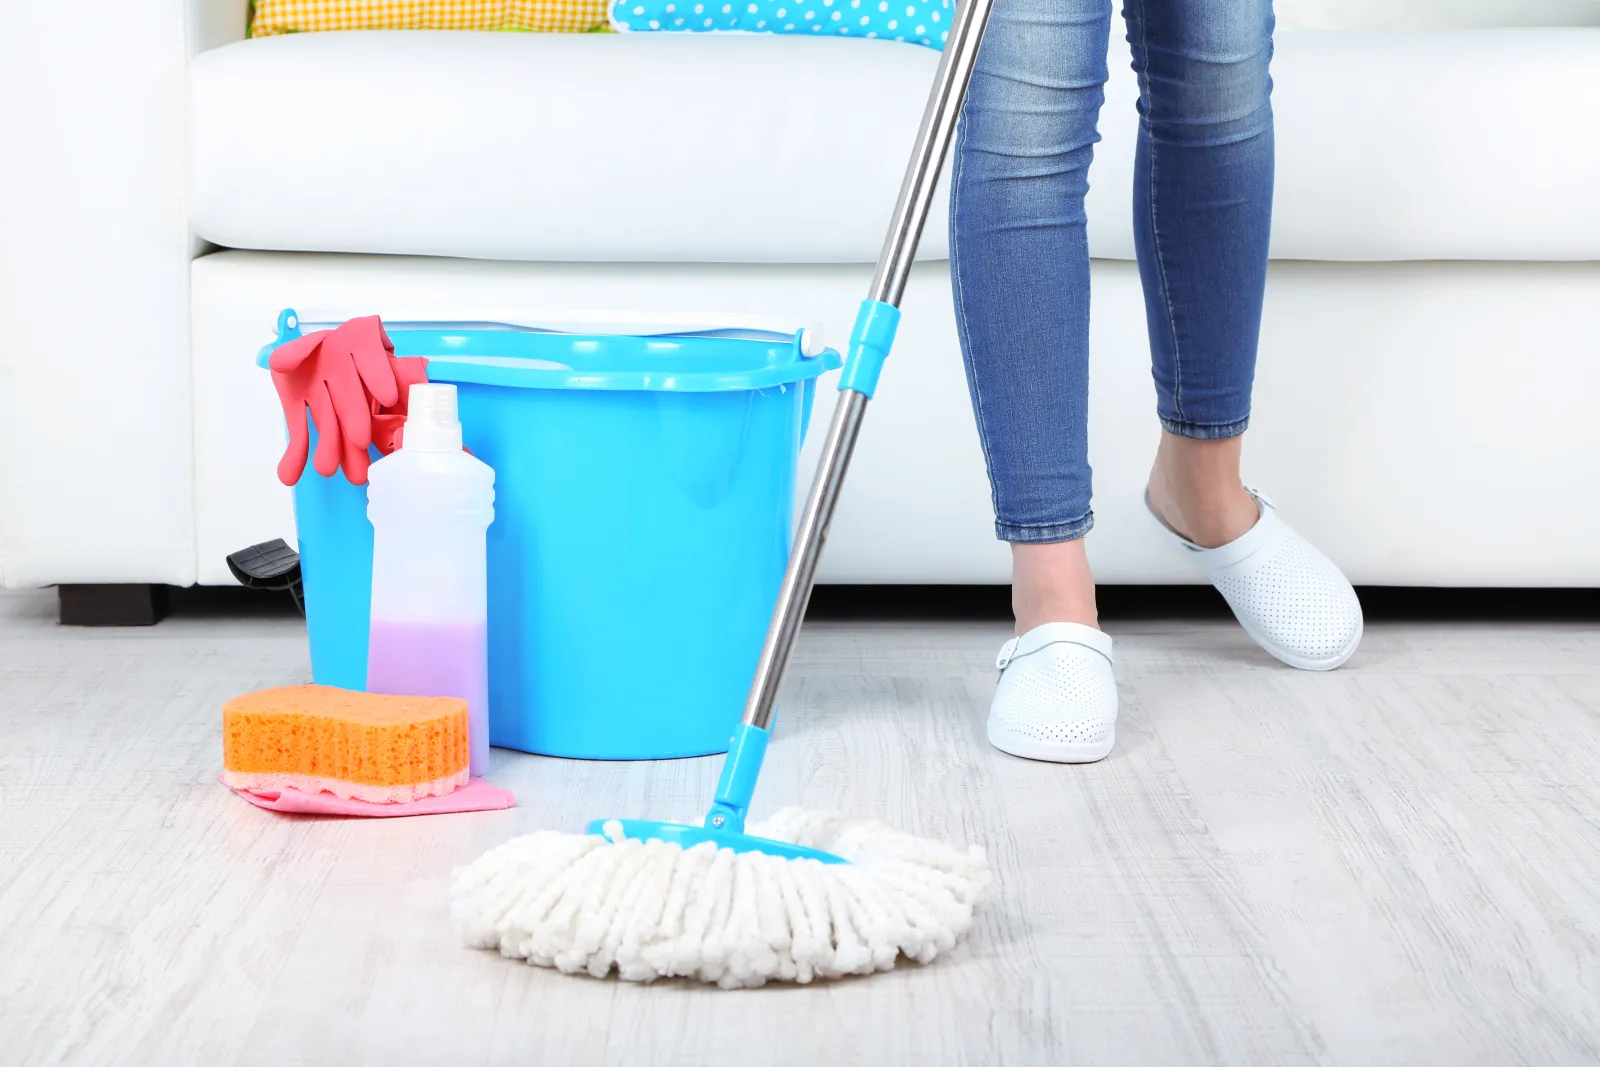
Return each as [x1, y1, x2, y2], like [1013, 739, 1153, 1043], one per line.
[988, 622, 1118, 763]
[1149, 488, 1363, 671]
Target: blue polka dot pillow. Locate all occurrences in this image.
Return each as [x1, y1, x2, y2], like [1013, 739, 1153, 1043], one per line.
[610, 0, 951, 49]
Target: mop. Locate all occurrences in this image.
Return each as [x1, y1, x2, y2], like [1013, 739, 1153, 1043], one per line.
[451, 0, 999, 988]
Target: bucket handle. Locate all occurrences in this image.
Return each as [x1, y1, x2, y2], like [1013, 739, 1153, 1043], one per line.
[791, 328, 832, 448]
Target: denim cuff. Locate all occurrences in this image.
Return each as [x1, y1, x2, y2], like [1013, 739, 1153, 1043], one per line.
[1159, 414, 1251, 441]
[995, 511, 1095, 544]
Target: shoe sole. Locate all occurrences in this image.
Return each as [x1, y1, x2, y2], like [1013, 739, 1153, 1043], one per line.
[987, 723, 1116, 764]
[1234, 612, 1364, 672]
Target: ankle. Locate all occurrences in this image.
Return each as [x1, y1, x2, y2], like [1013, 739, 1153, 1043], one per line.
[1011, 540, 1099, 634]
[1147, 431, 1259, 549]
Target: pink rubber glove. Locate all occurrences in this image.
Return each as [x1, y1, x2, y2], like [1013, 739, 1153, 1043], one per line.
[271, 316, 406, 486]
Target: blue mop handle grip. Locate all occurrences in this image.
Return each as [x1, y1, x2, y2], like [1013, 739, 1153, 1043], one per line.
[836, 299, 902, 399]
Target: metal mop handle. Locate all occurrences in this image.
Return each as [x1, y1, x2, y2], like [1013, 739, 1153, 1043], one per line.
[741, 0, 997, 730]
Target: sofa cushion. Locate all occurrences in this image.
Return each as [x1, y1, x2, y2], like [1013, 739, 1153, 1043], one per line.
[1089, 28, 1600, 262]
[189, 29, 1600, 263]
[191, 32, 946, 264]
[1275, 0, 1600, 31]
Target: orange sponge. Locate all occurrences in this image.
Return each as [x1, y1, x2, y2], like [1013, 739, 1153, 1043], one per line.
[223, 684, 470, 803]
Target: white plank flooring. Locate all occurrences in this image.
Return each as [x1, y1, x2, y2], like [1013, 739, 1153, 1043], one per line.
[1, 588, 1597, 1066]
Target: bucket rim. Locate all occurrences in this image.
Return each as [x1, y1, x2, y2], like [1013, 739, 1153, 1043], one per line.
[257, 310, 842, 393]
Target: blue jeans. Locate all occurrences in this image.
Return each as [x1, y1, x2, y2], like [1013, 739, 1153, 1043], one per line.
[950, 0, 1275, 543]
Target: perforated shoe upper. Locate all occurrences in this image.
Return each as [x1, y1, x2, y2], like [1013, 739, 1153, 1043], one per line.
[1210, 525, 1362, 666]
[989, 623, 1118, 752]
[1151, 489, 1363, 671]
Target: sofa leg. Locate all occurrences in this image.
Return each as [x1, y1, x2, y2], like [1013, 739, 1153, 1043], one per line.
[58, 584, 170, 626]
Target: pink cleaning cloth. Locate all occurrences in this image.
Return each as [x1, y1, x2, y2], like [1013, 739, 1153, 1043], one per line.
[221, 775, 514, 817]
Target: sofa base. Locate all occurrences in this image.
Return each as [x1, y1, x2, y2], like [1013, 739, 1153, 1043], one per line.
[191, 252, 1600, 588]
[59, 584, 170, 626]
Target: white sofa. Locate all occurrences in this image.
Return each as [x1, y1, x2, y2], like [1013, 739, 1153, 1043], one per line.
[2, 1, 1598, 597]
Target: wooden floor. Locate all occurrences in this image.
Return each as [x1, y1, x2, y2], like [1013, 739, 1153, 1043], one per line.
[3, 588, 1598, 1067]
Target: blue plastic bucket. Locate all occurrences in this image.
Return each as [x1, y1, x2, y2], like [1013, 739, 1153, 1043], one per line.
[259, 311, 839, 760]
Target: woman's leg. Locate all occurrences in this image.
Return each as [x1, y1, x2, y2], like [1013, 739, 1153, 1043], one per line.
[1126, 0, 1363, 671]
[1123, 0, 1274, 547]
[951, 0, 1114, 632]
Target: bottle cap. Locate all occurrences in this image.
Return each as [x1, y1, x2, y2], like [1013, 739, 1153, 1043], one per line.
[401, 383, 463, 452]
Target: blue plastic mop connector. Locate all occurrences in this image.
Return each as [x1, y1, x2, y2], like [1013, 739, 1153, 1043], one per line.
[836, 299, 901, 399]
[706, 721, 769, 834]
[586, 724, 848, 863]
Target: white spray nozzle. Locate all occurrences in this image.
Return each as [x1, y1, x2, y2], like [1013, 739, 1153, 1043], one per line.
[402, 383, 463, 452]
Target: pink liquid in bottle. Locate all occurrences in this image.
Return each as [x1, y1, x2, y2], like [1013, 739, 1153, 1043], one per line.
[367, 619, 490, 776]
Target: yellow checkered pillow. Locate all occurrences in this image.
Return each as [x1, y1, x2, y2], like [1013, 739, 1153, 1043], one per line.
[249, 0, 611, 36]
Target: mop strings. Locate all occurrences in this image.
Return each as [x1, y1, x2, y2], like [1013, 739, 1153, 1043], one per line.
[451, 807, 993, 989]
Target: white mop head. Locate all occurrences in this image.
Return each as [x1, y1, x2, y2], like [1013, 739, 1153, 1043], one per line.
[451, 807, 992, 988]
